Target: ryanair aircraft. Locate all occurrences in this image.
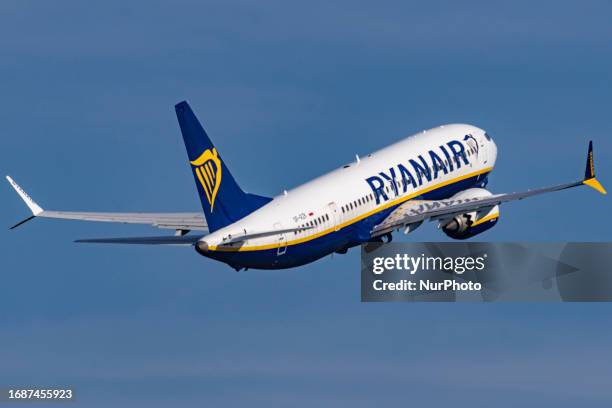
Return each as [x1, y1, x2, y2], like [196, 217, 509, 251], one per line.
[7, 101, 607, 270]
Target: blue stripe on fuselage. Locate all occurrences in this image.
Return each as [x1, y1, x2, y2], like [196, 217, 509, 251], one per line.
[201, 172, 489, 270]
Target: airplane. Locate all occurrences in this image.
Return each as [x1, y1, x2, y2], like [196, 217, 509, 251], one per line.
[6, 101, 607, 270]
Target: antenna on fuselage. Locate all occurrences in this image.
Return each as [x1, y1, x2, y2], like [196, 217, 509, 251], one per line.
[355, 154, 360, 164]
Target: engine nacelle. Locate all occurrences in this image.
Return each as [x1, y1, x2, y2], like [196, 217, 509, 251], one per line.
[441, 188, 499, 240]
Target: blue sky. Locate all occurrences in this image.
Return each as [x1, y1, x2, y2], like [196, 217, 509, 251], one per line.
[1, 1, 611, 406]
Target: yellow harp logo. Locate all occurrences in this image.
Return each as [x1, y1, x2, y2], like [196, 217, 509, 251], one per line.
[191, 148, 222, 212]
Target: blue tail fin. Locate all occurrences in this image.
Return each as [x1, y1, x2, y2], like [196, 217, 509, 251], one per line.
[175, 101, 272, 232]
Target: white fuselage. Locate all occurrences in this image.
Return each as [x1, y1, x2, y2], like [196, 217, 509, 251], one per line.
[201, 124, 497, 268]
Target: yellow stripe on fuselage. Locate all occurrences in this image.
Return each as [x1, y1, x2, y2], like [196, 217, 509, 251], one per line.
[209, 166, 494, 252]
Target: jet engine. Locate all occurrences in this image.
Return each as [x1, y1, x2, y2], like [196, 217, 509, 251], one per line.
[441, 188, 499, 240]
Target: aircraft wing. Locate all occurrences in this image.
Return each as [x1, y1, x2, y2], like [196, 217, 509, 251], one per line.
[6, 176, 208, 232]
[372, 141, 606, 236]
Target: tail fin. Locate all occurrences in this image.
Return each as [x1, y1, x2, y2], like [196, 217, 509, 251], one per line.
[175, 101, 271, 232]
[582, 141, 607, 195]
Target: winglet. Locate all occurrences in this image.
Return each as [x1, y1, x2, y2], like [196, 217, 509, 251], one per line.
[582, 141, 607, 195]
[6, 176, 44, 216]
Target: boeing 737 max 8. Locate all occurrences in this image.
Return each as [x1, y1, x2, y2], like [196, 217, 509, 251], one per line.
[7, 101, 607, 270]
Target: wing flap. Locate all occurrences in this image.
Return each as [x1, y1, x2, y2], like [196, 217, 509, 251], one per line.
[39, 211, 207, 230]
[75, 234, 205, 245]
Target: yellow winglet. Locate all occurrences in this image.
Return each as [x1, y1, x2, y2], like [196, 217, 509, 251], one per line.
[583, 178, 607, 195]
[582, 141, 606, 194]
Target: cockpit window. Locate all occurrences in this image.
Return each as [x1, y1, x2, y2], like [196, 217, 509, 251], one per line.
[484, 132, 492, 141]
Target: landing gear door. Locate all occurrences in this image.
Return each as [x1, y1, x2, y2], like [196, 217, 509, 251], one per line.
[327, 202, 340, 231]
[274, 222, 287, 256]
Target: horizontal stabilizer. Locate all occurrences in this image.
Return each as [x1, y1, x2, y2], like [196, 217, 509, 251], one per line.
[75, 234, 205, 245]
